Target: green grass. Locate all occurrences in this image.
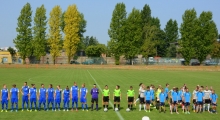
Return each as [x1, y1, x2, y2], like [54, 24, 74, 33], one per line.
[0, 67, 219, 120]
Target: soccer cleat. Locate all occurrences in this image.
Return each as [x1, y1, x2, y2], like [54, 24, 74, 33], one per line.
[145, 110, 148, 112]
[193, 110, 196, 112]
[82, 109, 84, 111]
[30, 110, 32, 112]
[35, 109, 37, 112]
[27, 109, 29, 111]
[63, 109, 66, 111]
[171, 112, 173, 114]
[188, 112, 190, 114]
[86, 109, 88, 112]
[153, 107, 156, 109]
[1, 110, 3, 112]
[22, 109, 24, 112]
[11, 110, 13, 112]
[67, 109, 69, 112]
[58, 109, 60, 111]
[15, 110, 18, 112]
[176, 112, 179, 114]
[55, 109, 56, 111]
[5, 110, 7, 112]
[185, 112, 187, 114]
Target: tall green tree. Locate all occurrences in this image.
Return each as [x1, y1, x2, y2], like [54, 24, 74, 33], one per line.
[164, 19, 178, 57]
[179, 9, 198, 65]
[63, 4, 81, 64]
[13, 3, 32, 64]
[195, 11, 218, 63]
[211, 41, 220, 63]
[141, 4, 151, 44]
[32, 5, 47, 61]
[85, 44, 106, 57]
[123, 8, 142, 64]
[48, 5, 62, 64]
[108, 3, 127, 65]
[7, 47, 16, 56]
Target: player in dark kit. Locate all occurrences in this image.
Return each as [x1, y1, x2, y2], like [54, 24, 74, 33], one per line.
[91, 84, 99, 111]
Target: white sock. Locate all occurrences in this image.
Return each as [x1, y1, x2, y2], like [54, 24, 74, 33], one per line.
[139, 104, 141, 110]
[208, 104, 210, 111]
[193, 104, 195, 110]
[203, 104, 206, 111]
[144, 105, 146, 110]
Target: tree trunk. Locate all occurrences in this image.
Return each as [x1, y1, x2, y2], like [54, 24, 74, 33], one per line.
[22, 56, 26, 64]
[68, 56, 70, 64]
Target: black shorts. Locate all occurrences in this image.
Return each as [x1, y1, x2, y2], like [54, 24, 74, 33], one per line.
[178, 100, 182, 104]
[91, 98, 98, 103]
[138, 94, 140, 99]
[193, 99, 196, 104]
[160, 102, 165, 106]
[140, 98, 145, 104]
[114, 96, 120, 102]
[128, 97, 134, 102]
[185, 102, 190, 106]
[204, 99, 210, 104]
[103, 96, 109, 102]
[172, 101, 177, 105]
[197, 101, 203, 105]
[170, 99, 172, 104]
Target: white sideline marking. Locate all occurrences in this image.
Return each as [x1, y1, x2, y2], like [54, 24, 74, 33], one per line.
[87, 70, 124, 120]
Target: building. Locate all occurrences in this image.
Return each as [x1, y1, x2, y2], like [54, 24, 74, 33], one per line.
[0, 51, 12, 64]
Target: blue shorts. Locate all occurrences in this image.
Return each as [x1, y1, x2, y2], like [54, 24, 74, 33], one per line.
[22, 96, 29, 103]
[212, 103, 217, 106]
[146, 100, 151, 104]
[39, 98, 46, 103]
[185, 102, 190, 106]
[151, 99, 155, 101]
[80, 97, 87, 103]
[48, 99, 54, 103]
[1, 99, 8, 104]
[30, 98, 36, 102]
[55, 99, 61, 103]
[197, 101, 203, 105]
[11, 98, 18, 103]
[166, 96, 168, 100]
[72, 96, 78, 102]
[160, 102, 165, 106]
[63, 99, 70, 103]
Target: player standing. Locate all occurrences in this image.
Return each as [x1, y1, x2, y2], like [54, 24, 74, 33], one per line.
[177, 87, 183, 113]
[127, 86, 135, 111]
[159, 88, 166, 113]
[196, 88, 204, 113]
[203, 86, 211, 112]
[150, 85, 155, 108]
[71, 82, 79, 111]
[171, 87, 179, 114]
[29, 84, 37, 112]
[184, 88, 191, 114]
[144, 86, 152, 112]
[102, 85, 110, 110]
[165, 84, 169, 104]
[91, 84, 99, 111]
[10, 84, 19, 112]
[113, 85, 121, 111]
[47, 84, 55, 111]
[139, 85, 146, 111]
[134, 83, 143, 106]
[38, 84, 47, 111]
[210, 90, 218, 114]
[55, 85, 62, 111]
[80, 83, 88, 111]
[63, 86, 70, 111]
[21, 82, 29, 111]
[192, 86, 199, 112]
[1, 84, 9, 112]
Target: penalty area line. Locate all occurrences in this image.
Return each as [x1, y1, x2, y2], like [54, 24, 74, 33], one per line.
[87, 70, 125, 120]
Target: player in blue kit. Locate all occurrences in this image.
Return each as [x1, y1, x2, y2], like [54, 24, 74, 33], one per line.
[196, 88, 204, 113]
[184, 88, 191, 114]
[71, 82, 79, 111]
[21, 82, 29, 111]
[80, 83, 88, 111]
[159, 88, 166, 113]
[210, 90, 218, 114]
[165, 84, 169, 104]
[29, 84, 37, 112]
[47, 84, 55, 111]
[63, 86, 70, 111]
[1, 84, 9, 112]
[10, 84, 19, 112]
[54, 85, 62, 111]
[145, 86, 152, 112]
[171, 88, 179, 114]
[38, 84, 47, 111]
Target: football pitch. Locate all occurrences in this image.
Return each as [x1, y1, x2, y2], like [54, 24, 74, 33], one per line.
[0, 66, 219, 120]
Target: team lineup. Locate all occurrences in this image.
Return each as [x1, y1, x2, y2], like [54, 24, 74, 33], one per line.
[0, 82, 218, 114]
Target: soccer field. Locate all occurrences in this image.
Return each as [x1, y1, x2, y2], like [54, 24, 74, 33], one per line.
[0, 66, 219, 120]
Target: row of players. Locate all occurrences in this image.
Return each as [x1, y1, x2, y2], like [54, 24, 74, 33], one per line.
[0, 82, 218, 114]
[134, 83, 218, 114]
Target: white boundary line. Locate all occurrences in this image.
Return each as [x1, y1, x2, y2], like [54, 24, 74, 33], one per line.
[87, 70, 124, 120]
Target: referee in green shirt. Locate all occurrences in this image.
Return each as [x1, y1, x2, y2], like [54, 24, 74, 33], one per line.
[113, 85, 121, 111]
[102, 85, 110, 109]
[127, 86, 135, 110]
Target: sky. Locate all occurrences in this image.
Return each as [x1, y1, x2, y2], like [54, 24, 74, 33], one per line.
[0, 0, 220, 48]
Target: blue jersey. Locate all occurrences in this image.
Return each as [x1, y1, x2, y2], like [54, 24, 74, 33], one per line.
[159, 92, 166, 102]
[47, 88, 54, 99]
[71, 86, 79, 97]
[178, 91, 182, 100]
[184, 92, 191, 103]
[21, 86, 29, 96]
[63, 89, 70, 99]
[196, 92, 204, 102]
[39, 88, 46, 99]
[145, 90, 152, 100]
[210, 94, 218, 103]
[29, 88, 37, 98]
[1, 89, 9, 100]
[150, 90, 155, 99]
[165, 87, 169, 94]
[172, 91, 178, 101]
[55, 89, 62, 100]
[10, 88, 19, 99]
[80, 87, 88, 97]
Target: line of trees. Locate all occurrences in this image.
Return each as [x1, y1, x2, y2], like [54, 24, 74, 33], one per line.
[108, 3, 220, 65]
